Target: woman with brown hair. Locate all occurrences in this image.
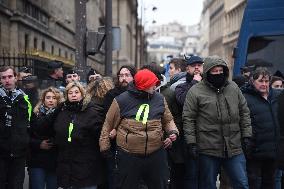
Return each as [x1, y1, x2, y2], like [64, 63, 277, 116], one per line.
[29, 87, 63, 189]
[54, 82, 106, 189]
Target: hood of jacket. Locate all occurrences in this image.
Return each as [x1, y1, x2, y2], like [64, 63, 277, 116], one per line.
[127, 82, 155, 99]
[170, 72, 187, 85]
[202, 56, 230, 89]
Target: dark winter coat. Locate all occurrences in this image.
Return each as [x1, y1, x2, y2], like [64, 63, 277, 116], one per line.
[183, 57, 252, 158]
[54, 96, 106, 188]
[277, 90, 284, 169]
[0, 87, 30, 158]
[175, 73, 199, 106]
[242, 85, 281, 159]
[29, 106, 58, 171]
[161, 83, 184, 163]
[103, 86, 127, 113]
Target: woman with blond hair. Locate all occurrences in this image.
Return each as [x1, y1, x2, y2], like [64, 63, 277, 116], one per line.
[87, 78, 115, 188]
[54, 81, 106, 189]
[29, 87, 63, 189]
[87, 77, 114, 112]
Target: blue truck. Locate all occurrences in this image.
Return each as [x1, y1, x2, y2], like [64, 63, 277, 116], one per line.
[233, 0, 284, 76]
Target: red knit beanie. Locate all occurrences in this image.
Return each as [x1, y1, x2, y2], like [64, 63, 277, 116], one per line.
[134, 69, 159, 90]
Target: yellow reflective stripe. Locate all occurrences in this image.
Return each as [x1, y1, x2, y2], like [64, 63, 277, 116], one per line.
[135, 104, 145, 122]
[23, 95, 32, 121]
[68, 122, 74, 142]
[135, 104, 150, 125]
[142, 105, 149, 124]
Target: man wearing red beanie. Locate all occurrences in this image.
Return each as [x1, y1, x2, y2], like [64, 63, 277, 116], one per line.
[100, 69, 179, 189]
[134, 69, 160, 92]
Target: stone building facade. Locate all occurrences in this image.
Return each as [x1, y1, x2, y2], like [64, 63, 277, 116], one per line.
[223, 0, 246, 71]
[199, 0, 210, 58]
[112, 0, 139, 74]
[208, 0, 225, 58]
[0, 0, 138, 77]
[204, 0, 246, 72]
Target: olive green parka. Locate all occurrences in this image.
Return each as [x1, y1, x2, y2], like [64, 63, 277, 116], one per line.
[182, 56, 252, 158]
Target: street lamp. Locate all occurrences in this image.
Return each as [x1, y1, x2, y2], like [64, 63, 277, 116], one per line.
[139, 0, 158, 66]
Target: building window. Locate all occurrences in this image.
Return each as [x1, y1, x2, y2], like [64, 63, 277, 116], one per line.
[58, 48, 61, 56]
[33, 38, 37, 49]
[41, 41, 45, 51]
[51, 45, 54, 54]
[65, 51, 68, 59]
[24, 1, 49, 26]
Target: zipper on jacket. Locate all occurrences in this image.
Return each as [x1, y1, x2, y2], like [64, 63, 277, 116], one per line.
[145, 123, 148, 156]
[224, 97, 232, 123]
[125, 130, 129, 143]
[216, 101, 221, 120]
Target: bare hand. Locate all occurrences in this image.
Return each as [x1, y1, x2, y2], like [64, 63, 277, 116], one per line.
[163, 138, 172, 149]
[169, 134, 177, 142]
[193, 74, 202, 81]
[40, 139, 53, 150]
[109, 129, 117, 139]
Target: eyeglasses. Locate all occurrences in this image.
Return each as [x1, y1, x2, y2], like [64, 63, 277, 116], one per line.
[66, 74, 78, 79]
[118, 74, 132, 78]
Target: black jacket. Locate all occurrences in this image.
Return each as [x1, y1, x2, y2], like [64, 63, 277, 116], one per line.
[175, 73, 199, 106]
[277, 90, 284, 169]
[54, 97, 106, 188]
[103, 86, 127, 113]
[29, 106, 58, 171]
[242, 85, 280, 159]
[0, 87, 30, 158]
[161, 83, 184, 163]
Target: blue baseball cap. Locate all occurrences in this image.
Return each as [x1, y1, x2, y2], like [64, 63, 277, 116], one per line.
[185, 55, 204, 65]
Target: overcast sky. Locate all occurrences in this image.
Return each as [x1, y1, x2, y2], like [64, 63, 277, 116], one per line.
[139, 0, 204, 26]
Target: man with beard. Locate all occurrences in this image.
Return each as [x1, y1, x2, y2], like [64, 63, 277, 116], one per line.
[102, 65, 136, 189]
[175, 55, 203, 106]
[103, 65, 137, 112]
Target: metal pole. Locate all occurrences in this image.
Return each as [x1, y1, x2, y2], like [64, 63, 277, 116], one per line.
[75, 0, 87, 79]
[105, 0, 113, 76]
[135, 0, 139, 68]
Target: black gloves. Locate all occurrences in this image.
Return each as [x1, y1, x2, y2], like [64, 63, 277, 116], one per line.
[187, 143, 198, 159]
[242, 137, 254, 159]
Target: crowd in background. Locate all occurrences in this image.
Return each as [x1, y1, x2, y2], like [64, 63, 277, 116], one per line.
[0, 55, 284, 189]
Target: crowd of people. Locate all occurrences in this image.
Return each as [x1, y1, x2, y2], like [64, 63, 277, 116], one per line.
[0, 55, 284, 189]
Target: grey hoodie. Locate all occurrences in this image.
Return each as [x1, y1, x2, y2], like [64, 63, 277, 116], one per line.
[170, 72, 187, 91]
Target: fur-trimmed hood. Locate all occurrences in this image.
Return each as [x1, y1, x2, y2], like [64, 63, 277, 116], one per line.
[82, 93, 92, 111]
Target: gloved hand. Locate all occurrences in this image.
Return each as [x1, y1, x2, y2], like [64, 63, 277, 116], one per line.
[242, 137, 254, 159]
[186, 143, 198, 159]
